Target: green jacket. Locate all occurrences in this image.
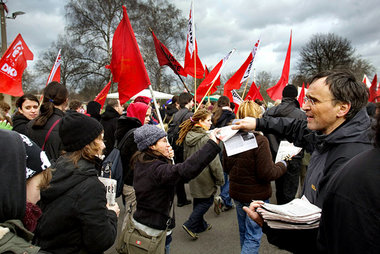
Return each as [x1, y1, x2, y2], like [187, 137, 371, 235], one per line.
[183, 126, 224, 198]
[0, 220, 40, 254]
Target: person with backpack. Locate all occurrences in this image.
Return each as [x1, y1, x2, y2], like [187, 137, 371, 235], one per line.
[33, 113, 119, 253]
[115, 102, 151, 230]
[26, 81, 68, 162]
[167, 92, 194, 207]
[177, 109, 225, 239]
[129, 124, 221, 253]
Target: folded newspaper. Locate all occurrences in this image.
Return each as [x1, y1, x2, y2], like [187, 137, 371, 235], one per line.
[216, 126, 258, 156]
[257, 196, 322, 229]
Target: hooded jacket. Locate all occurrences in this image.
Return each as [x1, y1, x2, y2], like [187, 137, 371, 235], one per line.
[12, 113, 30, 135]
[183, 126, 224, 198]
[26, 108, 65, 162]
[34, 156, 117, 254]
[100, 105, 120, 157]
[0, 130, 40, 253]
[255, 108, 372, 253]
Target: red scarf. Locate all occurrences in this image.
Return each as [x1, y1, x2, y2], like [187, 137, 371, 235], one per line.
[22, 202, 42, 232]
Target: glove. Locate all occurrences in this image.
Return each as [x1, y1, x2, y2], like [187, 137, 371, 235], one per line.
[0, 120, 13, 130]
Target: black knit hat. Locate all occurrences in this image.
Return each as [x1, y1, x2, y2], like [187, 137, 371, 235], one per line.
[282, 84, 298, 98]
[59, 112, 103, 152]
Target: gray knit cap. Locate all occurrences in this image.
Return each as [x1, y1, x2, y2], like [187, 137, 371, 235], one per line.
[134, 124, 167, 151]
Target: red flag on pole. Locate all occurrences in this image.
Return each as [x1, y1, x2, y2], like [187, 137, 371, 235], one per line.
[0, 34, 33, 97]
[94, 81, 111, 109]
[244, 80, 264, 101]
[195, 49, 234, 102]
[266, 31, 292, 100]
[298, 82, 305, 106]
[369, 74, 377, 102]
[223, 40, 260, 103]
[204, 65, 221, 89]
[151, 30, 187, 77]
[46, 49, 61, 86]
[107, 6, 150, 105]
[184, 2, 204, 79]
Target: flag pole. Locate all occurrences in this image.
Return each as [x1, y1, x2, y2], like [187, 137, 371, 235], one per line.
[241, 78, 250, 100]
[148, 28, 190, 93]
[192, 0, 197, 104]
[195, 80, 216, 113]
[148, 84, 175, 163]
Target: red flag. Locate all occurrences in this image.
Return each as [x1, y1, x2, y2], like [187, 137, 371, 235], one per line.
[244, 80, 264, 101]
[196, 49, 234, 102]
[298, 82, 305, 106]
[306, 83, 309, 89]
[45, 49, 61, 86]
[0, 34, 33, 97]
[204, 65, 221, 89]
[94, 81, 111, 109]
[151, 30, 187, 77]
[266, 31, 292, 100]
[184, 2, 204, 79]
[107, 6, 150, 105]
[369, 74, 377, 102]
[223, 40, 260, 103]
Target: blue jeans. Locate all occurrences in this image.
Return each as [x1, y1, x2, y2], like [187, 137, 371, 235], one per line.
[183, 196, 214, 233]
[235, 200, 269, 254]
[165, 234, 172, 254]
[220, 172, 233, 207]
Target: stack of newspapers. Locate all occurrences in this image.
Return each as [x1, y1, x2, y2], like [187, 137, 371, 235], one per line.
[257, 196, 322, 229]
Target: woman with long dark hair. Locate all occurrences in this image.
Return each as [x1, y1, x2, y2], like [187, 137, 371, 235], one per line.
[26, 81, 68, 161]
[12, 93, 39, 135]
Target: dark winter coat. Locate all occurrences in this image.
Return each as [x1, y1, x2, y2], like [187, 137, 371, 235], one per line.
[256, 108, 372, 253]
[26, 108, 65, 162]
[212, 109, 235, 129]
[263, 98, 306, 160]
[12, 113, 30, 135]
[115, 116, 142, 186]
[132, 140, 221, 230]
[34, 156, 118, 254]
[223, 132, 287, 202]
[100, 105, 121, 157]
[318, 148, 380, 253]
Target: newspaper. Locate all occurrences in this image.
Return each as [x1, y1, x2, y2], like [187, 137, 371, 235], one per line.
[274, 141, 302, 163]
[215, 126, 239, 142]
[257, 196, 322, 230]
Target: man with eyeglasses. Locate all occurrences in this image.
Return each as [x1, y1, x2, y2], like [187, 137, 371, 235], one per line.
[233, 70, 372, 253]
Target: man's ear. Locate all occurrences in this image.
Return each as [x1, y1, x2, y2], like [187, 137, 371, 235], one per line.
[337, 102, 351, 118]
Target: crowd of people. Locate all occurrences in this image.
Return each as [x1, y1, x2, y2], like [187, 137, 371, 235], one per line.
[0, 69, 379, 254]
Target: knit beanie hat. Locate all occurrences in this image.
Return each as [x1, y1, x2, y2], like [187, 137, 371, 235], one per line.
[59, 112, 103, 152]
[282, 84, 298, 98]
[127, 102, 149, 125]
[134, 124, 167, 151]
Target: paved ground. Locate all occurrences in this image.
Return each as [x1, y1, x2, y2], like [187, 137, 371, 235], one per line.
[105, 184, 290, 254]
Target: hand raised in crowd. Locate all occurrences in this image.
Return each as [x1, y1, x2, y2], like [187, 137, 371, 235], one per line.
[243, 200, 265, 227]
[209, 128, 220, 144]
[167, 144, 174, 159]
[231, 117, 257, 132]
[107, 202, 120, 217]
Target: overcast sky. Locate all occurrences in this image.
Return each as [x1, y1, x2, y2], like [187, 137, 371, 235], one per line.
[4, 0, 380, 82]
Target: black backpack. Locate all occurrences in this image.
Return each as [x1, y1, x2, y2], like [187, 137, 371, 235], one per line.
[167, 110, 189, 163]
[101, 128, 135, 197]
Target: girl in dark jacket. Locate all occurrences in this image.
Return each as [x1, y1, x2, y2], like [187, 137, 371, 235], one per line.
[34, 113, 120, 253]
[131, 124, 221, 253]
[26, 82, 68, 162]
[224, 100, 287, 254]
[12, 94, 39, 135]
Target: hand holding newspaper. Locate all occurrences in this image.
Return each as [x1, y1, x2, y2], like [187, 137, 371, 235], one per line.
[257, 196, 322, 229]
[216, 126, 258, 156]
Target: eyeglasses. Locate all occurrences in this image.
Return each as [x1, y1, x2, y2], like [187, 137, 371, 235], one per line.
[303, 96, 335, 106]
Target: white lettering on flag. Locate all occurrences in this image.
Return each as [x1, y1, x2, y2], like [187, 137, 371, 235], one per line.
[231, 89, 243, 105]
[240, 40, 260, 83]
[187, 2, 195, 56]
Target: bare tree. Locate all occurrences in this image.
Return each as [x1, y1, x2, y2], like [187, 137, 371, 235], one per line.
[297, 33, 374, 79]
[256, 71, 276, 103]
